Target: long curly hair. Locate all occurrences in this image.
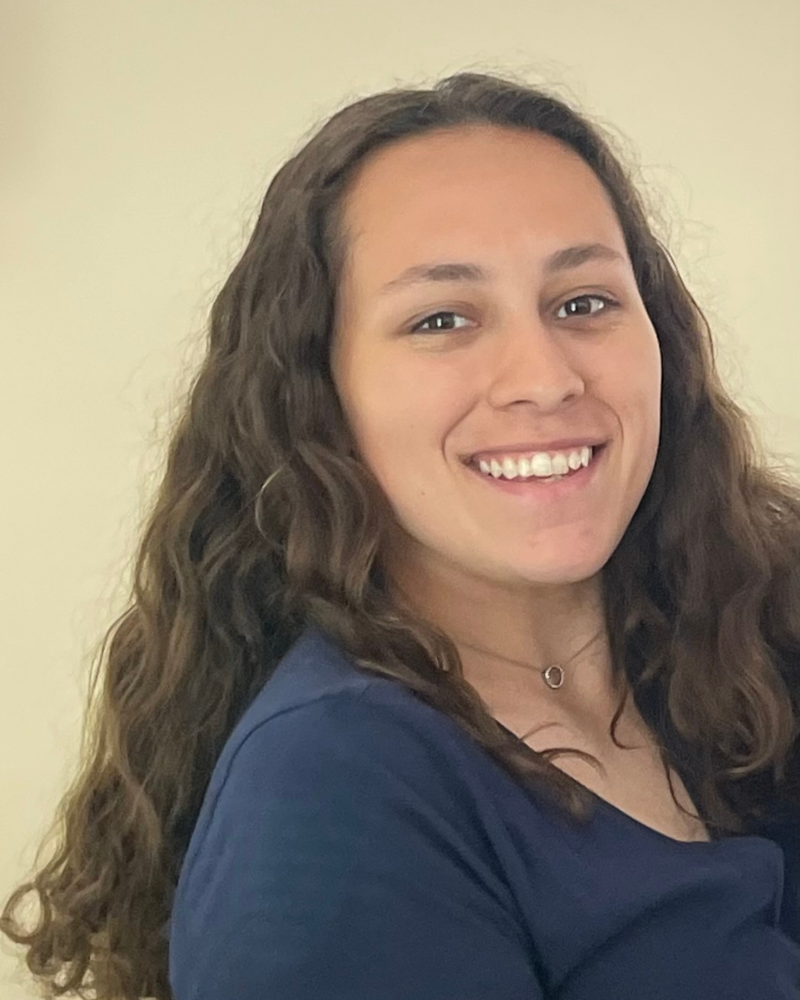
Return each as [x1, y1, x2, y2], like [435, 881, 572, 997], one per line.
[3, 69, 798, 1000]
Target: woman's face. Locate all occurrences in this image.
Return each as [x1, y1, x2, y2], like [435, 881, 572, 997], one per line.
[330, 124, 661, 599]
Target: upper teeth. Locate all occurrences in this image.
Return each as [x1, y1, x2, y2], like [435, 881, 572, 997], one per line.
[476, 446, 593, 480]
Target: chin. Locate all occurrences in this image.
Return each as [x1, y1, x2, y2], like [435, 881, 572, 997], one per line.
[478, 547, 610, 588]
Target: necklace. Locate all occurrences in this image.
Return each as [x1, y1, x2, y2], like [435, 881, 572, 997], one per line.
[456, 626, 606, 690]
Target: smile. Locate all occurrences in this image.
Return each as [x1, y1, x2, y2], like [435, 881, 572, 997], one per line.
[464, 443, 607, 503]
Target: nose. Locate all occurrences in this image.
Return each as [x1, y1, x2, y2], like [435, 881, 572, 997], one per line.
[483, 318, 586, 411]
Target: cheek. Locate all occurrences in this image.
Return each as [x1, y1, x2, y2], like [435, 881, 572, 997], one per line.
[356, 359, 465, 447]
[608, 328, 661, 418]
[599, 334, 661, 473]
[622, 371, 662, 482]
[638, 337, 662, 441]
[619, 386, 661, 468]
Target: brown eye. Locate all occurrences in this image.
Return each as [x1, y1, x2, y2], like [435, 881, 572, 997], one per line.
[556, 294, 618, 319]
[410, 311, 471, 334]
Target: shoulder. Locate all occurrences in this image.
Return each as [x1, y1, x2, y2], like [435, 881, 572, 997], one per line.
[169, 682, 544, 999]
[216, 677, 487, 816]
[212, 620, 501, 815]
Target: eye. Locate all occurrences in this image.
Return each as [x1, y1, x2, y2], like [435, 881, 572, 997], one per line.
[409, 294, 619, 334]
[555, 293, 618, 320]
[410, 311, 472, 333]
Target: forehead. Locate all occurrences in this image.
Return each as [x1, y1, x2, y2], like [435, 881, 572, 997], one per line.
[339, 125, 624, 290]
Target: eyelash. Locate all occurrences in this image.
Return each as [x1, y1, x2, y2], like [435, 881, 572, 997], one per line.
[408, 294, 620, 334]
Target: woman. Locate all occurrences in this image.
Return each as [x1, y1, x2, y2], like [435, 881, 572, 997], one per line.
[3, 70, 798, 999]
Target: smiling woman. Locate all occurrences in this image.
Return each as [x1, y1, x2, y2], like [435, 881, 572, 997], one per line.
[1, 70, 798, 1000]
[329, 121, 663, 723]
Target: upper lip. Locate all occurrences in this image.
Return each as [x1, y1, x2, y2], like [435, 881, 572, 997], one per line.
[464, 438, 608, 464]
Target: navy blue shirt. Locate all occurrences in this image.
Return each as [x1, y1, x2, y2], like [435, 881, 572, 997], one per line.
[168, 624, 799, 998]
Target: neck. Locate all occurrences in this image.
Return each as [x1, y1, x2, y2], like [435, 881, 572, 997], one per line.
[384, 553, 624, 732]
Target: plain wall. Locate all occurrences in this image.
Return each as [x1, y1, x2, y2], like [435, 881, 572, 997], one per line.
[1, 1, 797, 997]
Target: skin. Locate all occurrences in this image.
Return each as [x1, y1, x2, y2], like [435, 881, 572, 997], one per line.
[329, 124, 662, 744]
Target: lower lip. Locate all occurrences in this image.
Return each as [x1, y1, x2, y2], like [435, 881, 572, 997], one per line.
[464, 445, 607, 503]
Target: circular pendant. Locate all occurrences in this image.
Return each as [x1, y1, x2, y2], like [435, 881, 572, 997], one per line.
[542, 664, 564, 690]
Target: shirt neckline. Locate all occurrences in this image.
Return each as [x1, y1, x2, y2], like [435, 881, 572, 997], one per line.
[495, 721, 779, 851]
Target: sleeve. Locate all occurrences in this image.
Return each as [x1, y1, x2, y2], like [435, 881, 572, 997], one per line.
[169, 689, 545, 1000]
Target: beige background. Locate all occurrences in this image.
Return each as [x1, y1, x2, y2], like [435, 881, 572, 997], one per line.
[1, 1, 797, 997]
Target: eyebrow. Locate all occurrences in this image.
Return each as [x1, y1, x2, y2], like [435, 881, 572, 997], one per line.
[377, 242, 627, 295]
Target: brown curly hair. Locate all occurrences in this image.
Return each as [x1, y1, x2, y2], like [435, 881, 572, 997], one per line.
[3, 68, 798, 1000]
